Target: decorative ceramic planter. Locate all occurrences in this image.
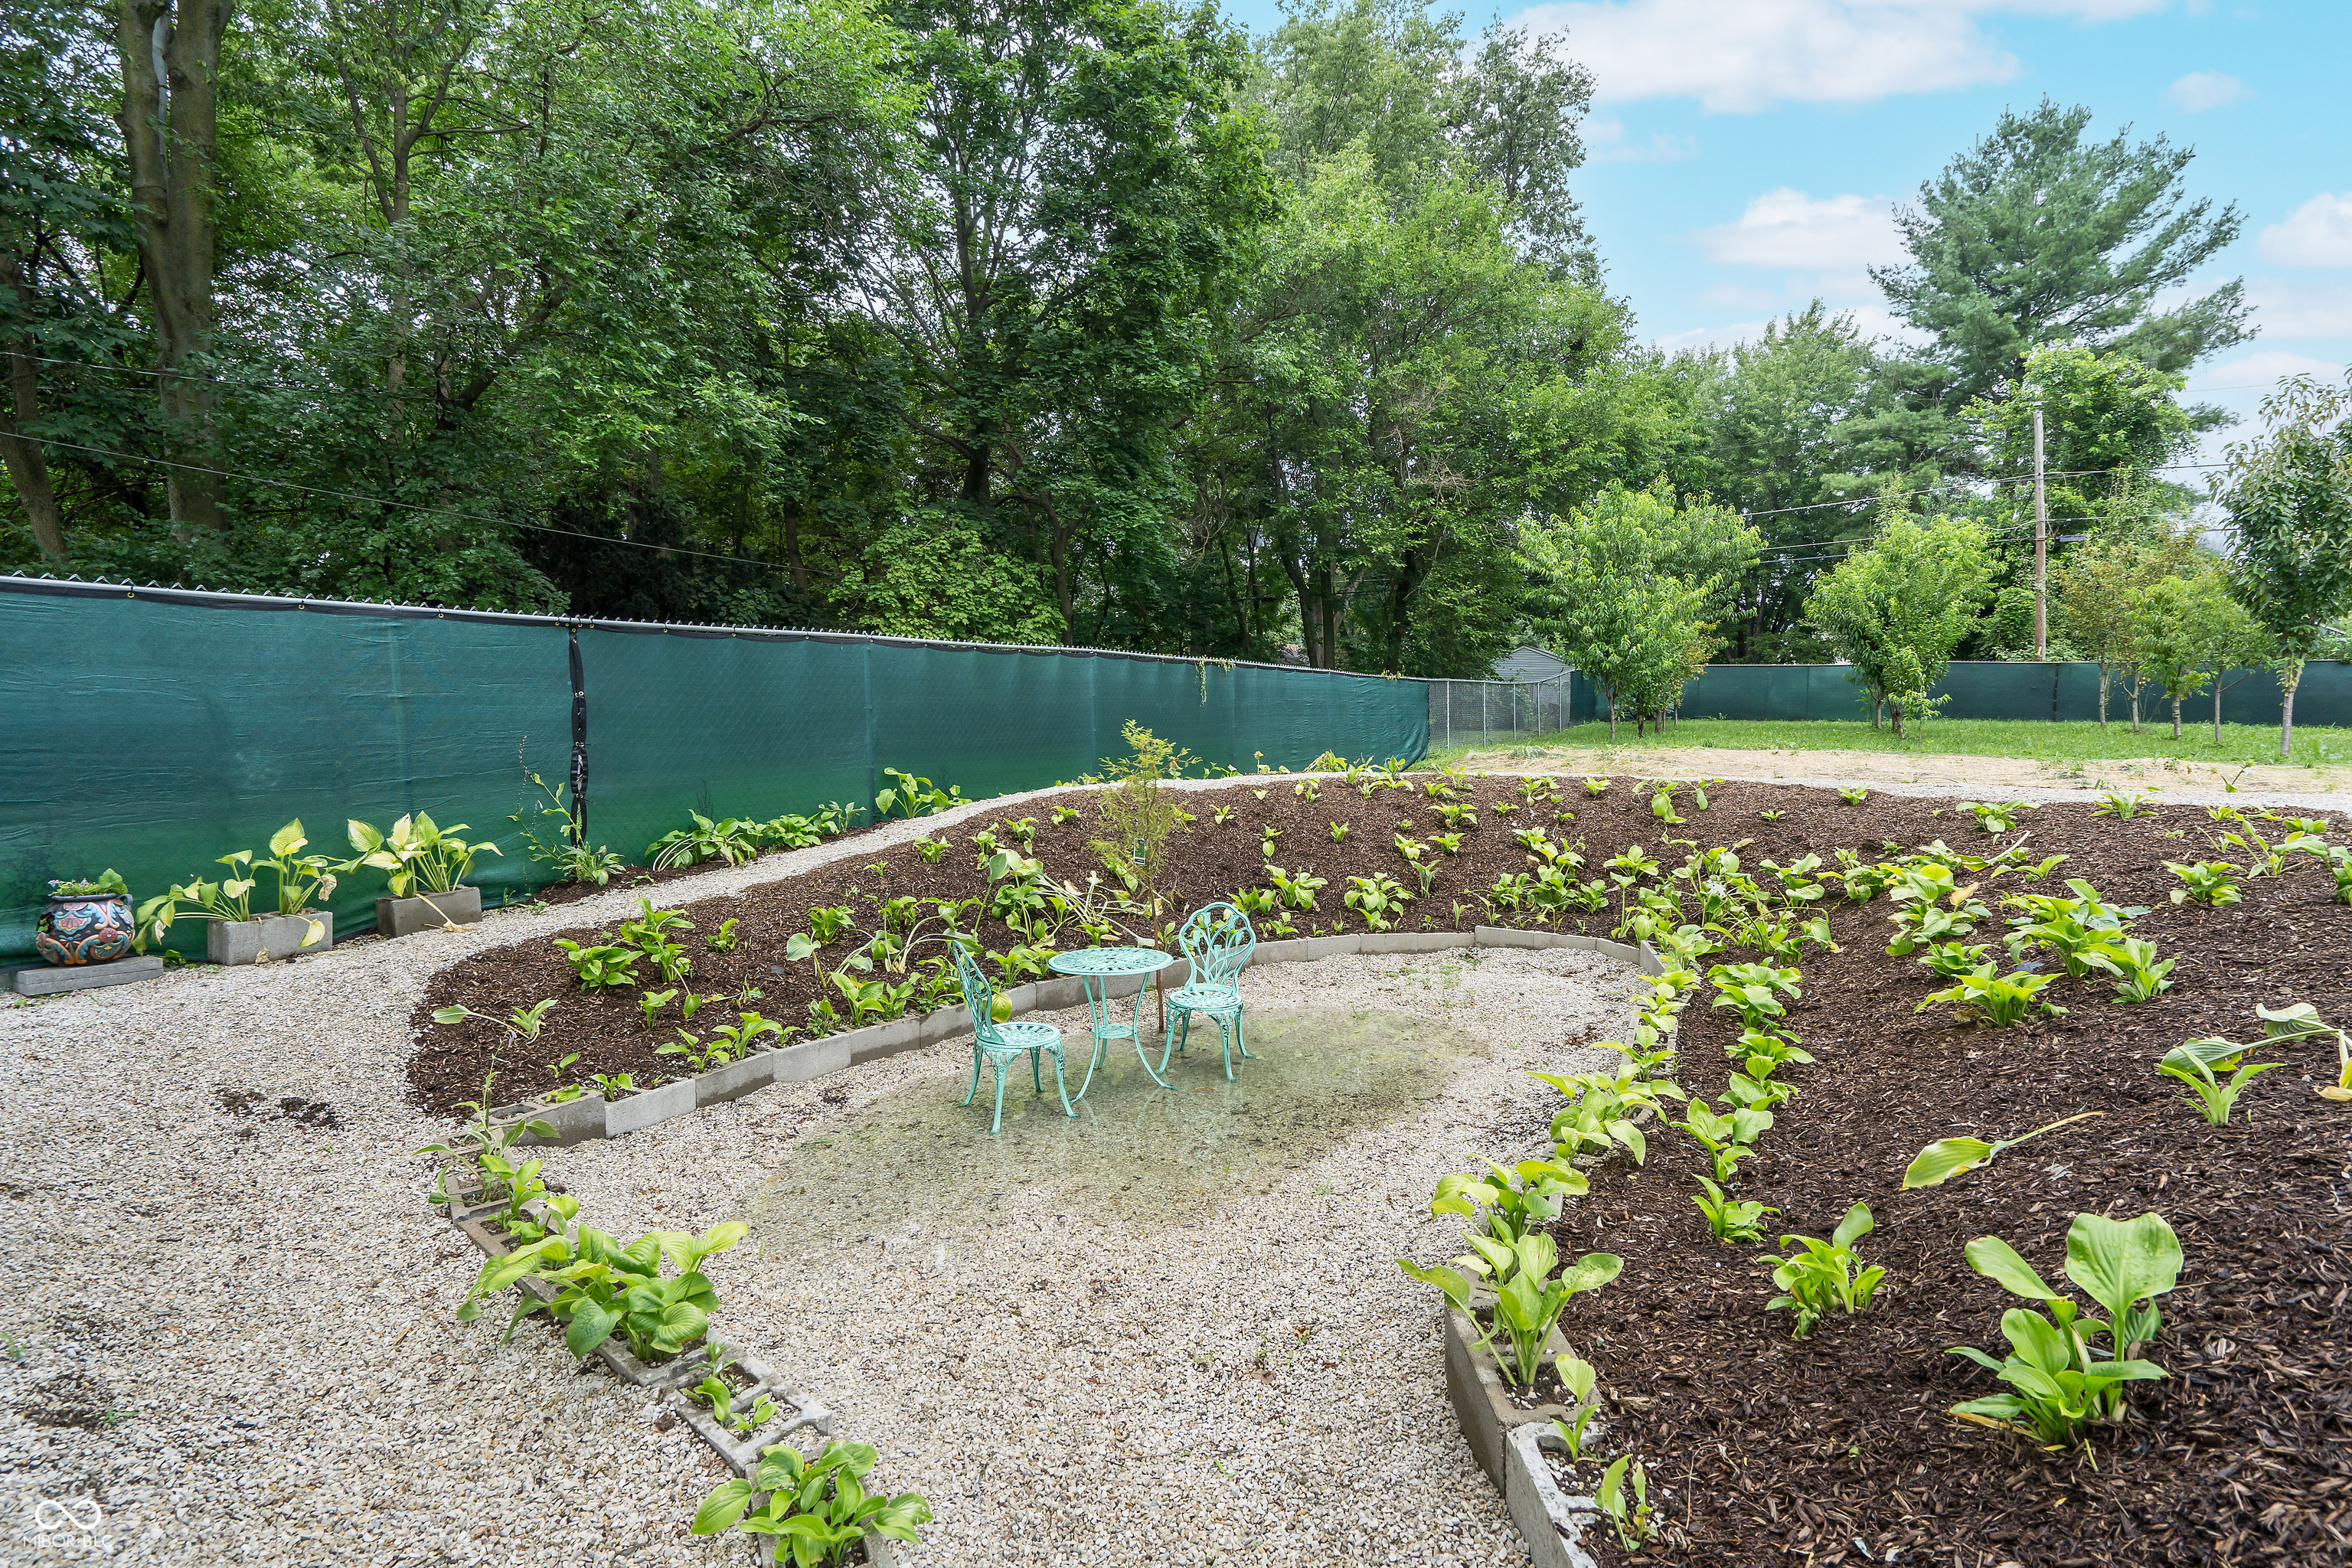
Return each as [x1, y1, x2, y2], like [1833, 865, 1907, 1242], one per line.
[36, 892, 134, 965]
[207, 911, 334, 965]
[375, 884, 482, 937]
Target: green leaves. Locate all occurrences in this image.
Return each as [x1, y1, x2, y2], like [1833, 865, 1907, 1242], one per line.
[1760, 1203, 1884, 1336]
[1916, 967, 2063, 1027]
[1901, 1111, 2102, 1190]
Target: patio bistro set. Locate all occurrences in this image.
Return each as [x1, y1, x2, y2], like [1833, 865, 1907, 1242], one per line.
[950, 900, 1257, 1135]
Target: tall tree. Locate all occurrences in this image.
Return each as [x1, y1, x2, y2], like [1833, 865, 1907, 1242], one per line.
[1806, 512, 1994, 735]
[1872, 100, 2250, 408]
[2216, 371, 2352, 760]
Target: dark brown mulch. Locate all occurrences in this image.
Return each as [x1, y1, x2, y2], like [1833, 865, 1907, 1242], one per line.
[1537, 799, 2352, 1567]
[408, 776, 2352, 1564]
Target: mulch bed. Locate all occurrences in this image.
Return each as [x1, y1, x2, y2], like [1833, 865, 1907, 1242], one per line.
[408, 774, 2351, 1564]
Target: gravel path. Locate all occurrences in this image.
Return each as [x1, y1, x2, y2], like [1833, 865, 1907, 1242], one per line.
[0, 788, 1636, 1567]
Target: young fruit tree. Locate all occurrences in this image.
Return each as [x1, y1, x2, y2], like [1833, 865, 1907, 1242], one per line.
[2216, 373, 2352, 760]
[1804, 512, 1994, 738]
[1521, 482, 1759, 740]
[2051, 526, 2201, 729]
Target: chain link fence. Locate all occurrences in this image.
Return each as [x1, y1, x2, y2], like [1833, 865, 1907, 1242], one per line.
[1422, 673, 1575, 751]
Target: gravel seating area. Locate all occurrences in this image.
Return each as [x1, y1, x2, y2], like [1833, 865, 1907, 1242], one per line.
[0, 795, 1638, 1566]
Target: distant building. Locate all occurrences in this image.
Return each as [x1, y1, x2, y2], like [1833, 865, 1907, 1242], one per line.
[1488, 645, 1570, 683]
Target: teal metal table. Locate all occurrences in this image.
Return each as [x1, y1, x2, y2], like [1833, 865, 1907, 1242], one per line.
[1048, 946, 1179, 1096]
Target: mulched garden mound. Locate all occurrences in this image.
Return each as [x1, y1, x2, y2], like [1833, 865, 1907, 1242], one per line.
[410, 775, 2351, 1565]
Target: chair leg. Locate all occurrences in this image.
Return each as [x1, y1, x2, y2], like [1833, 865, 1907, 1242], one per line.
[1051, 1050, 1076, 1118]
[1158, 1009, 1188, 1074]
[989, 1059, 1009, 1137]
[1031, 1046, 1044, 1094]
[1217, 1016, 1236, 1081]
[1234, 1007, 1253, 1060]
[960, 1044, 984, 1107]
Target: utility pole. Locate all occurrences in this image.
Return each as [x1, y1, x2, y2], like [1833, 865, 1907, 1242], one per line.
[2032, 403, 2048, 661]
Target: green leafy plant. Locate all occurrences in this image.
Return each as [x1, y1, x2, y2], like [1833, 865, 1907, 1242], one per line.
[1691, 1176, 1776, 1243]
[552, 936, 641, 991]
[1397, 1232, 1622, 1387]
[1707, 962, 1801, 1029]
[1916, 968, 2063, 1027]
[805, 905, 855, 945]
[2157, 1037, 2280, 1125]
[638, 988, 677, 1026]
[1087, 724, 1194, 904]
[1958, 799, 2035, 834]
[1759, 808, 1784, 822]
[1050, 804, 1080, 825]
[461, 1215, 747, 1367]
[646, 812, 761, 869]
[1211, 804, 1233, 825]
[2165, 860, 2243, 905]
[1902, 1110, 2102, 1188]
[1535, 1066, 1686, 1166]
[414, 1073, 554, 1205]
[1429, 1158, 1590, 1244]
[1550, 1352, 1601, 1461]
[1583, 776, 1609, 796]
[425, 997, 558, 1041]
[2091, 936, 2175, 1001]
[1328, 820, 1351, 843]
[874, 767, 966, 820]
[136, 818, 345, 946]
[1435, 800, 1478, 828]
[48, 868, 130, 898]
[1595, 1455, 1655, 1550]
[691, 1439, 931, 1566]
[348, 813, 501, 897]
[589, 1071, 638, 1100]
[1916, 940, 1995, 980]
[707, 918, 742, 954]
[1838, 786, 1868, 805]
[2092, 790, 2158, 819]
[1949, 1211, 2180, 1446]
[1670, 1099, 1773, 1184]
[1761, 1202, 1884, 1335]
[1343, 872, 1412, 931]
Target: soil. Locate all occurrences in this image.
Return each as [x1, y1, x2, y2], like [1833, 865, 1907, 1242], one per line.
[1460, 740, 2352, 802]
[409, 773, 2352, 1566]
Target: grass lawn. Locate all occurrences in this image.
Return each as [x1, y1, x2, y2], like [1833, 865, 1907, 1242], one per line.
[1426, 716, 2352, 772]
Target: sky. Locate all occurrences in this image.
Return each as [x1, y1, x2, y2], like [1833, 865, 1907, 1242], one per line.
[1220, 0, 2352, 466]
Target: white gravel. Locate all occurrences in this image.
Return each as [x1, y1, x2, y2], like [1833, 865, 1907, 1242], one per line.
[0, 786, 1637, 1566]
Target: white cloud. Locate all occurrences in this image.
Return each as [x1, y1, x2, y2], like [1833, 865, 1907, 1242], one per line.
[1583, 116, 1699, 163]
[1502, 0, 2167, 113]
[1649, 302, 1930, 355]
[1694, 188, 1907, 270]
[2163, 71, 2248, 112]
[2246, 278, 2352, 339]
[2259, 193, 2352, 268]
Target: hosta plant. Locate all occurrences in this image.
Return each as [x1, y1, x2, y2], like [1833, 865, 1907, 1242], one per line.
[1917, 941, 1996, 980]
[1902, 1110, 2102, 1189]
[462, 1216, 749, 1366]
[1397, 1233, 1622, 1387]
[1670, 1099, 1773, 1184]
[1535, 1067, 1686, 1165]
[692, 1439, 932, 1566]
[1550, 1351, 1601, 1460]
[2157, 1040, 2279, 1125]
[1344, 872, 1412, 932]
[2165, 861, 2243, 906]
[1949, 1211, 2180, 1446]
[2092, 790, 2158, 819]
[1691, 1176, 1776, 1243]
[1958, 800, 2034, 834]
[1430, 1159, 1589, 1244]
[1595, 1455, 1655, 1550]
[1916, 968, 2064, 1027]
[2091, 937, 2175, 1002]
[1267, 865, 1325, 911]
[1707, 962, 1801, 1029]
[1761, 1202, 1884, 1335]
[553, 936, 641, 991]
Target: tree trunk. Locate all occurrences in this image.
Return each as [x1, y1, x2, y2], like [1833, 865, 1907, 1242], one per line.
[2171, 694, 2181, 740]
[116, 0, 234, 533]
[2280, 658, 2302, 762]
[0, 331, 69, 561]
[2096, 667, 2109, 727]
[2213, 675, 2223, 744]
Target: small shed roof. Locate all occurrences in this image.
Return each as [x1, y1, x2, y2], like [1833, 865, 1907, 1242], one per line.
[1489, 644, 1571, 682]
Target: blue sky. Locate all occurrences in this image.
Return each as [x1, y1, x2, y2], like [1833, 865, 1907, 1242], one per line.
[1225, 0, 2352, 460]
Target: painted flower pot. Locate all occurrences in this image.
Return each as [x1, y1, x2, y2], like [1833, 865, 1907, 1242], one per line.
[37, 893, 135, 965]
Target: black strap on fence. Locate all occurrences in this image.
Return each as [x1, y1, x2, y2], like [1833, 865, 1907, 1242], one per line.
[567, 626, 589, 848]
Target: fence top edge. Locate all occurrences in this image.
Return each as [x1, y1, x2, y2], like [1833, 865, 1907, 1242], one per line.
[0, 575, 1420, 684]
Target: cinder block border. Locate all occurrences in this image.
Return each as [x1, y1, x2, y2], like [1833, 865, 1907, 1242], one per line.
[501, 924, 1658, 1145]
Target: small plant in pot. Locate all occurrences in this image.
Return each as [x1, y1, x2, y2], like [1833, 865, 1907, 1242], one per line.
[135, 822, 340, 965]
[38, 870, 136, 965]
[347, 813, 500, 936]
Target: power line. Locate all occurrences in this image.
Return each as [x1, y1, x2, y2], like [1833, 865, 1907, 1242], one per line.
[14, 433, 797, 575]
[1734, 460, 2223, 527]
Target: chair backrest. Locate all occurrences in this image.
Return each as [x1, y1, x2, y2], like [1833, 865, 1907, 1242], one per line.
[1177, 902, 1256, 988]
[952, 942, 1004, 1047]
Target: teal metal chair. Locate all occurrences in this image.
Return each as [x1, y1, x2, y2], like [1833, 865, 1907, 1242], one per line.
[1161, 903, 1256, 1081]
[953, 943, 1075, 1135]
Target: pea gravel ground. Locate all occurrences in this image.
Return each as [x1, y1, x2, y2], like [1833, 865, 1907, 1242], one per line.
[0, 786, 1638, 1568]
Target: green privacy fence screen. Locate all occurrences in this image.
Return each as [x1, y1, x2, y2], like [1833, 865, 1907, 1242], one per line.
[0, 579, 1426, 959]
[1561, 661, 2352, 728]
